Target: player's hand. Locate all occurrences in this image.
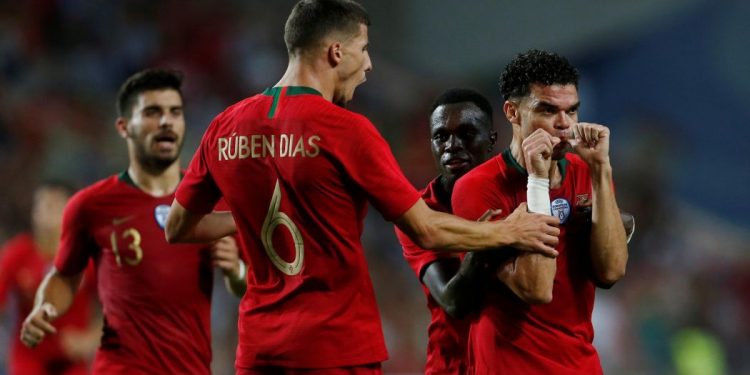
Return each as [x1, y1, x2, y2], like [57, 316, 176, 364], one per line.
[522, 129, 560, 178]
[502, 203, 560, 257]
[572, 122, 611, 167]
[21, 302, 58, 348]
[211, 236, 242, 280]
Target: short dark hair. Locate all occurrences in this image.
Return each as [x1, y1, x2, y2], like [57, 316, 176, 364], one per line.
[37, 178, 77, 197]
[430, 88, 493, 124]
[499, 49, 579, 101]
[284, 0, 370, 56]
[117, 68, 183, 118]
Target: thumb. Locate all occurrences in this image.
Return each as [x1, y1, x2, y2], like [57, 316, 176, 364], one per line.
[42, 303, 58, 321]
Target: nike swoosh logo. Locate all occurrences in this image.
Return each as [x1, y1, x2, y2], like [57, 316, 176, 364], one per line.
[112, 216, 135, 226]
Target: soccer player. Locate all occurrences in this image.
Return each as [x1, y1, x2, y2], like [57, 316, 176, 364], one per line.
[394, 89, 500, 374]
[452, 49, 629, 374]
[165, 1, 560, 373]
[19, 69, 246, 375]
[0, 181, 99, 375]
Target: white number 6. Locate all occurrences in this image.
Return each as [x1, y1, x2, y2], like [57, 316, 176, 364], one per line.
[261, 180, 304, 275]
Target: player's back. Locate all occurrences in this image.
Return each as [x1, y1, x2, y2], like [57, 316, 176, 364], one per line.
[190, 86, 420, 368]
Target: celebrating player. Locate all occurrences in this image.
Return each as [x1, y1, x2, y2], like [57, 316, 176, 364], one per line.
[166, 1, 560, 373]
[19, 69, 245, 374]
[452, 49, 629, 374]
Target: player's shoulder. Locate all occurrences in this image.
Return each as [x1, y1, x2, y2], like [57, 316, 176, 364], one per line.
[68, 175, 122, 207]
[456, 154, 505, 188]
[0, 233, 35, 258]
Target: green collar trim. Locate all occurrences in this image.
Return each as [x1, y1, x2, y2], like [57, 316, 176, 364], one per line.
[119, 170, 137, 188]
[501, 149, 568, 182]
[262, 86, 322, 119]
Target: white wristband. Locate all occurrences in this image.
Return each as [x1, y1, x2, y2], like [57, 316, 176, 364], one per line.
[527, 176, 551, 215]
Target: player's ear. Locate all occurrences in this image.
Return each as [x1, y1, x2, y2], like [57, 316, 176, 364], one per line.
[327, 42, 343, 67]
[114, 117, 129, 139]
[503, 100, 520, 126]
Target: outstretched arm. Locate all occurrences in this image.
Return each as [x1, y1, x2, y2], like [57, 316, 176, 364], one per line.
[394, 199, 559, 257]
[165, 200, 236, 243]
[21, 269, 82, 348]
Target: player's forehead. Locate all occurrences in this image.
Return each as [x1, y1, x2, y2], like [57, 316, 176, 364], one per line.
[430, 102, 488, 132]
[132, 89, 183, 110]
[526, 83, 578, 109]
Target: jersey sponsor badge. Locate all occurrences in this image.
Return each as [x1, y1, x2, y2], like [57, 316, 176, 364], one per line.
[551, 198, 571, 224]
[154, 204, 170, 229]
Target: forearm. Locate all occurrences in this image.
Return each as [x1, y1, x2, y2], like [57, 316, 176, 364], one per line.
[429, 253, 485, 318]
[166, 200, 236, 243]
[497, 253, 555, 304]
[34, 269, 81, 318]
[396, 201, 513, 252]
[589, 164, 628, 287]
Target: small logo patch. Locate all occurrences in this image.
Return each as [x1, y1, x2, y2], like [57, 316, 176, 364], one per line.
[551, 198, 571, 224]
[154, 204, 170, 229]
[576, 194, 590, 206]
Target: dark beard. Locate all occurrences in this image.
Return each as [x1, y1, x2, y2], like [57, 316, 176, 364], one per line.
[134, 141, 182, 174]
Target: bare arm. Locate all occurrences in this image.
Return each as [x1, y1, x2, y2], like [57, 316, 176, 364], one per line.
[20, 268, 82, 348]
[165, 200, 237, 243]
[573, 123, 628, 288]
[211, 236, 247, 297]
[496, 252, 555, 304]
[394, 199, 559, 257]
[589, 163, 628, 288]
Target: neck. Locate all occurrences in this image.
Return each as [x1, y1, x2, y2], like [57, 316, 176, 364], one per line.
[33, 230, 58, 259]
[127, 160, 181, 197]
[509, 137, 563, 188]
[435, 175, 453, 210]
[276, 57, 336, 102]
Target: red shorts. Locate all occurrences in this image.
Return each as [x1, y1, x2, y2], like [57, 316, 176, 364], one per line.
[238, 363, 382, 375]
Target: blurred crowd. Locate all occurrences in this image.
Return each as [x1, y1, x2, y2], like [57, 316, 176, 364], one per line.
[1, 1, 748, 374]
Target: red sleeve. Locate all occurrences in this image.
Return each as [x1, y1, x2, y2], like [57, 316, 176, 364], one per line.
[54, 191, 98, 276]
[337, 118, 420, 221]
[0, 239, 21, 307]
[395, 226, 454, 282]
[452, 170, 511, 221]
[176, 124, 222, 215]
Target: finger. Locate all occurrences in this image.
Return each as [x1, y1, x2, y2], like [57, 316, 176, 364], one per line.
[35, 318, 58, 335]
[478, 209, 501, 221]
[542, 234, 560, 247]
[23, 323, 47, 340]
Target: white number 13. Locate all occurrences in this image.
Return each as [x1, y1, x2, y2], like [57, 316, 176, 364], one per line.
[261, 180, 304, 275]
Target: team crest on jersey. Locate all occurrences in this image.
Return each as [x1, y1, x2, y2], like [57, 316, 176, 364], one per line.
[154, 204, 170, 229]
[551, 198, 571, 224]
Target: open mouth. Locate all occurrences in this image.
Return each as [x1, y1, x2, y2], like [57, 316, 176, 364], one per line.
[153, 132, 178, 149]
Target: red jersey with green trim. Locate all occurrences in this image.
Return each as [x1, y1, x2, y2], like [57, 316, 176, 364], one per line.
[452, 150, 602, 375]
[395, 177, 470, 375]
[54, 173, 213, 375]
[176, 86, 421, 369]
[0, 233, 96, 375]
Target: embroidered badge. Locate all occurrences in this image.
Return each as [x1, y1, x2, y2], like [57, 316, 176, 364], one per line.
[551, 198, 571, 224]
[154, 204, 170, 229]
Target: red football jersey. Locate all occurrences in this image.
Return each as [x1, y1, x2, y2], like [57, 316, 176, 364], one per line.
[176, 86, 421, 369]
[0, 234, 95, 375]
[452, 150, 602, 375]
[394, 178, 470, 375]
[55, 173, 214, 375]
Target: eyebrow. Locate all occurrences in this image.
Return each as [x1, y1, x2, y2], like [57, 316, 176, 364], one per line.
[536, 101, 580, 112]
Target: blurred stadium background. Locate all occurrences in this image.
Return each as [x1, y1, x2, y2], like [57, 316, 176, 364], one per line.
[1, 0, 748, 374]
